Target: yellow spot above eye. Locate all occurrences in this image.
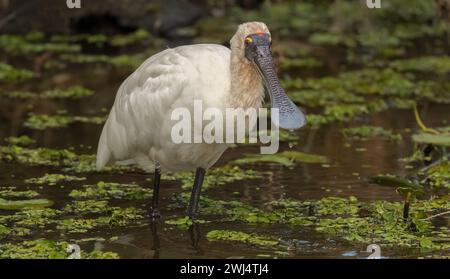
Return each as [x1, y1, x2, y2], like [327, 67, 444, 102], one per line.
[245, 37, 253, 44]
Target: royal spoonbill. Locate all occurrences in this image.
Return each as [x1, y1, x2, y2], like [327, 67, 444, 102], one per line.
[96, 22, 306, 218]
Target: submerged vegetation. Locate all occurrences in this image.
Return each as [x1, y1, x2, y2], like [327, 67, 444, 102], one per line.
[24, 113, 106, 130]
[0, 0, 449, 258]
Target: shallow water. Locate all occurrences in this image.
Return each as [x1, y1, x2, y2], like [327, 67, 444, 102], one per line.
[1, 57, 448, 258]
[1, 7, 450, 256]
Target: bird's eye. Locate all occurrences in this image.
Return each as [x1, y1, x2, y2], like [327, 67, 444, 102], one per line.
[245, 37, 253, 45]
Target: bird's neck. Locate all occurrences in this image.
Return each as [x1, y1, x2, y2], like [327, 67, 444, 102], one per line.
[228, 51, 265, 109]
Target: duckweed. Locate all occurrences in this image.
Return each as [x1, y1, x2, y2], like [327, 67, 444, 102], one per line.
[206, 230, 279, 247]
[0, 63, 34, 83]
[24, 113, 106, 130]
[424, 161, 450, 189]
[110, 29, 150, 47]
[69, 181, 152, 200]
[391, 56, 450, 75]
[343, 125, 403, 142]
[0, 34, 81, 55]
[165, 216, 208, 229]
[3, 86, 93, 99]
[0, 145, 131, 173]
[0, 189, 39, 199]
[63, 200, 111, 215]
[232, 151, 328, 167]
[4, 135, 35, 146]
[25, 173, 86, 186]
[56, 207, 145, 233]
[0, 240, 119, 259]
[165, 165, 263, 191]
[0, 198, 53, 210]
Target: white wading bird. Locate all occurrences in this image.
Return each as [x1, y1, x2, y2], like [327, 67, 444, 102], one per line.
[96, 22, 306, 218]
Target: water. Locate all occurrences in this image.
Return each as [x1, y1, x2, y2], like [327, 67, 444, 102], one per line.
[0, 42, 449, 259]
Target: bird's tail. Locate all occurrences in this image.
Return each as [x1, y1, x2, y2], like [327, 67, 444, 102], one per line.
[96, 126, 112, 171]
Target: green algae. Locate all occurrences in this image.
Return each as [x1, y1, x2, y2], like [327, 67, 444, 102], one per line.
[278, 151, 329, 164]
[283, 67, 450, 127]
[63, 200, 110, 215]
[285, 68, 449, 106]
[59, 53, 147, 70]
[316, 199, 450, 249]
[24, 112, 106, 130]
[3, 86, 93, 99]
[232, 151, 328, 167]
[163, 165, 263, 191]
[232, 154, 294, 167]
[0, 198, 53, 210]
[0, 63, 34, 83]
[0, 145, 130, 173]
[0, 189, 39, 199]
[57, 207, 145, 233]
[206, 230, 279, 247]
[343, 125, 403, 142]
[50, 29, 153, 48]
[110, 29, 151, 47]
[165, 216, 208, 230]
[5, 208, 61, 228]
[0, 33, 80, 55]
[423, 161, 450, 189]
[25, 173, 86, 186]
[279, 57, 323, 70]
[69, 181, 151, 200]
[171, 193, 450, 251]
[0, 239, 119, 259]
[4, 135, 35, 146]
[391, 56, 450, 75]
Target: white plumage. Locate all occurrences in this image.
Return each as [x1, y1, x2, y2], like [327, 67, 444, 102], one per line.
[96, 22, 305, 217]
[96, 44, 232, 172]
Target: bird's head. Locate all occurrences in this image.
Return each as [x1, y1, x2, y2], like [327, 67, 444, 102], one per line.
[230, 22, 306, 130]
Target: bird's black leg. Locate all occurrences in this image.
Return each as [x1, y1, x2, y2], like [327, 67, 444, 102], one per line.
[187, 167, 206, 218]
[150, 221, 160, 259]
[150, 164, 161, 219]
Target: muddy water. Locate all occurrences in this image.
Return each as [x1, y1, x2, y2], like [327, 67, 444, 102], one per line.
[1, 45, 449, 259]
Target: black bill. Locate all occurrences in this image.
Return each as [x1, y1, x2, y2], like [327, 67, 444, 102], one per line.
[245, 33, 306, 130]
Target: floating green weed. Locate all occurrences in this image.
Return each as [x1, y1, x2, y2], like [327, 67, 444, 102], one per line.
[424, 161, 450, 189]
[110, 29, 150, 47]
[0, 63, 34, 83]
[165, 165, 263, 191]
[0, 34, 80, 55]
[63, 200, 110, 215]
[232, 151, 328, 167]
[4, 136, 35, 146]
[343, 125, 402, 142]
[69, 181, 151, 200]
[25, 173, 86, 186]
[391, 56, 450, 75]
[56, 207, 145, 233]
[0, 198, 53, 210]
[165, 216, 208, 230]
[0, 240, 119, 259]
[0, 145, 130, 173]
[59, 53, 146, 70]
[24, 113, 106, 130]
[207, 230, 279, 247]
[3, 86, 93, 99]
[0, 189, 39, 199]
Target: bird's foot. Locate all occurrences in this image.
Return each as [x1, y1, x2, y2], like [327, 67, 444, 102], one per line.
[150, 208, 161, 220]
